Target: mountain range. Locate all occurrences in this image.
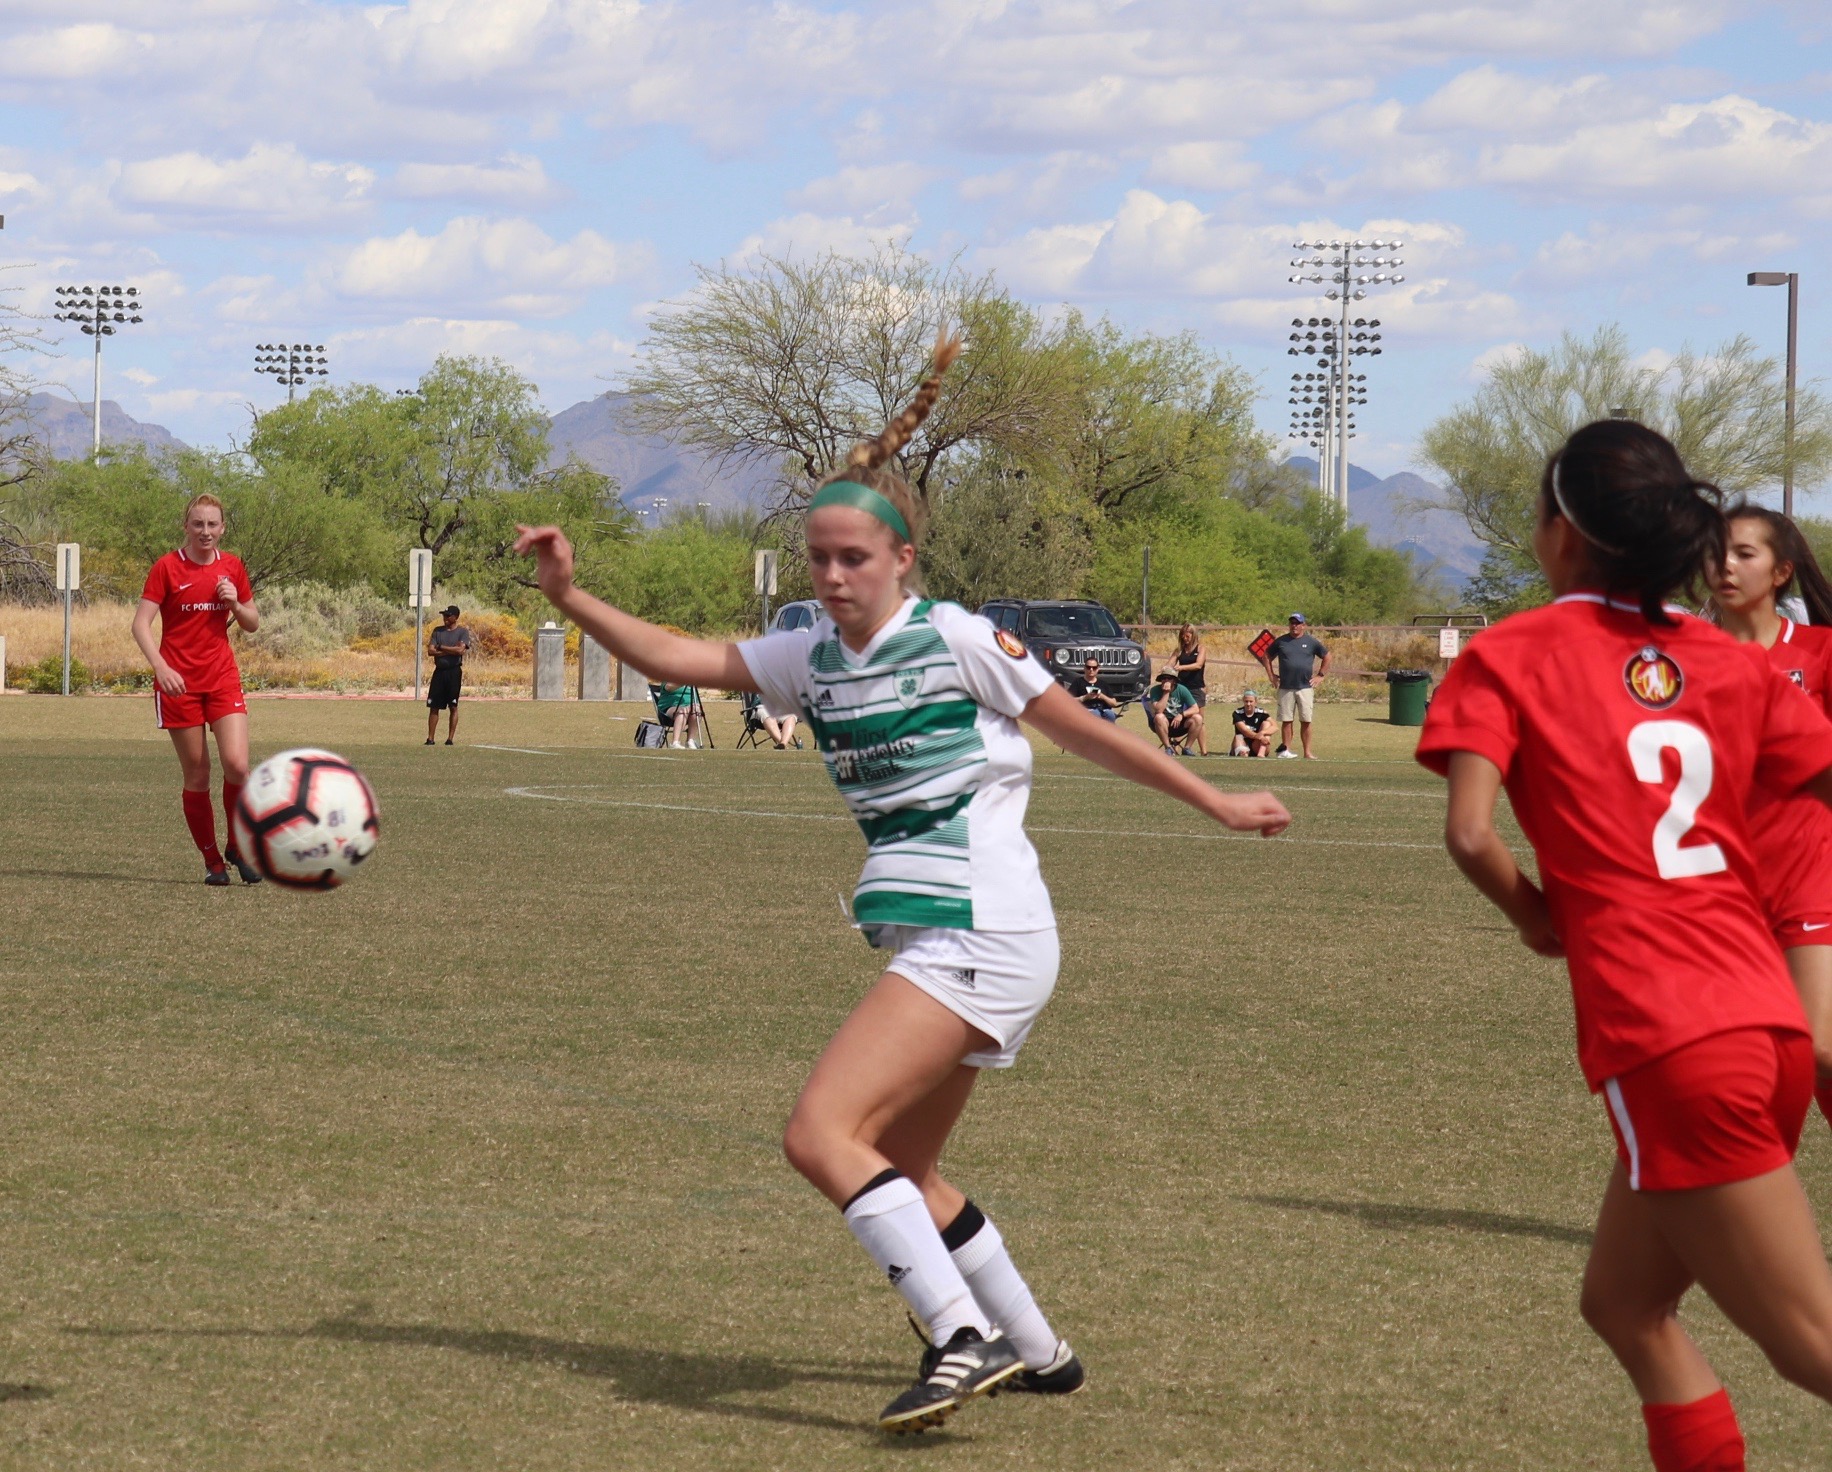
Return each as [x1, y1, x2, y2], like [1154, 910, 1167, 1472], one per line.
[10, 392, 1483, 590]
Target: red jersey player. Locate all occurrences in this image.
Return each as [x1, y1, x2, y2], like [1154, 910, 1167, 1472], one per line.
[1418, 421, 1832, 1472]
[1712, 504, 1832, 1126]
[129, 493, 262, 885]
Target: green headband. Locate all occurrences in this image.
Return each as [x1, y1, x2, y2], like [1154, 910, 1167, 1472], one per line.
[807, 480, 911, 543]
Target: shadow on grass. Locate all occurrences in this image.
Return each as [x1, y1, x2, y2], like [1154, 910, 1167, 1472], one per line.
[67, 1310, 911, 1436]
[1244, 1194, 1592, 1247]
[0, 1384, 52, 1404]
[0, 867, 195, 888]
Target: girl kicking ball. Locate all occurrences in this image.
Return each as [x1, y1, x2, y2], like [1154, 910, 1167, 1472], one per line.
[1711, 504, 1832, 1127]
[1418, 419, 1832, 1472]
[130, 493, 262, 885]
[515, 333, 1290, 1434]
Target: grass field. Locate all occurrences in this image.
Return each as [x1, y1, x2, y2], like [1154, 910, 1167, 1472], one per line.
[2, 694, 1828, 1470]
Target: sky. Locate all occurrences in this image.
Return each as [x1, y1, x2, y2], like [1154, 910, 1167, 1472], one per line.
[1, 0, 1828, 488]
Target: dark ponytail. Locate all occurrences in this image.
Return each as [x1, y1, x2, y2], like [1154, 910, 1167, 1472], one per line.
[1721, 502, 1832, 626]
[1542, 420, 1725, 625]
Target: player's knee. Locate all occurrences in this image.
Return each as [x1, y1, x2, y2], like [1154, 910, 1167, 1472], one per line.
[780, 1109, 830, 1183]
[222, 758, 249, 785]
[1761, 1324, 1832, 1400]
[1577, 1279, 1652, 1346]
[1812, 1043, 1832, 1083]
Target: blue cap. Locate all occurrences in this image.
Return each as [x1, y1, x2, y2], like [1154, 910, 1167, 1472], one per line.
[1289, 612, 1306, 622]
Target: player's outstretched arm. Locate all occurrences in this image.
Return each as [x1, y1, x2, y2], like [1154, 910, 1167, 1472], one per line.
[514, 524, 757, 693]
[1022, 681, 1291, 837]
[1444, 751, 1562, 957]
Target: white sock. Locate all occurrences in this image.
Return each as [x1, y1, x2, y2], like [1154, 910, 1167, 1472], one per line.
[842, 1171, 987, 1344]
[945, 1202, 1060, 1369]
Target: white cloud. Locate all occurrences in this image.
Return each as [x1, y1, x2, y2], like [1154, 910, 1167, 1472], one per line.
[114, 144, 375, 229]
[730, 213, 919, 265]
[391, 154, 561, 206]
[328, 316, 638, 406]
[327, 216, 648, 316]
[0, 23, 151, 82]
[120, 365, 159, 385]
[1411, 66, 1616, 135]
[789, 164, 939, 223]
[1145, 142, 1260, 193]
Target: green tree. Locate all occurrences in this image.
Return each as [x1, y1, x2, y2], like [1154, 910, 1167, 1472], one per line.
[1420, 326, 1832, 611]
[921, 456, 1095, 608]
[593, 513, 755, 634]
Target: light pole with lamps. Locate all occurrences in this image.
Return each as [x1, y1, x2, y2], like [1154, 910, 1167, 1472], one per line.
[51, 285, 145, 461]
[1747, 271, 1799, 517]
[255, 343, 328, 401]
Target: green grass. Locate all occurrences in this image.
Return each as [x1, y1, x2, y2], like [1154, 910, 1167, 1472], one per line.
[1, 694, 1827, 1469]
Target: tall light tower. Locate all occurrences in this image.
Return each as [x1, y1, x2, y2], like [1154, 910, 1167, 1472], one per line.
[52, 285, 144, 461]
[255, 342, 328, 401]
[1288, 239, 1403, 511]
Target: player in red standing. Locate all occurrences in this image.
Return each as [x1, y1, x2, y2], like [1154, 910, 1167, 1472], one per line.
[129, 493, 262, 885]
[1417, 420, 1832, 1472]
[1711, 504, 1832, 1127]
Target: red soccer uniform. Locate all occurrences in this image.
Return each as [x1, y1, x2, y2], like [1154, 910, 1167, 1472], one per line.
[1417, 593, 1832, 1090]
[141, 548, 251, 693]
[1749, 620, 1832, 942]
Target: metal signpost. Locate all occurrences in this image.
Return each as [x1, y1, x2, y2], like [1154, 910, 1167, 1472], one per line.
[55, 542, 79, 694]
[754, 549, 778, 631]
[1140, 545, 1151, 626]
[409, 548, 433, 700]
[1747, 272, 1800, 517]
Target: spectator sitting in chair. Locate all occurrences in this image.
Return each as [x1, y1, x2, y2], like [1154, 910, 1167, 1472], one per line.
[1143, 666, 1207, 756]
[757, 693, 803, 750]
[1230, 690, 1274, 757]
[1067, 657, 1119, 721]
[652, 681, 702, 749]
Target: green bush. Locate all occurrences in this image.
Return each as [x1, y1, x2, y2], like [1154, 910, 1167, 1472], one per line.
[23, 653, 89, 692]
[243, 582, 412, 660]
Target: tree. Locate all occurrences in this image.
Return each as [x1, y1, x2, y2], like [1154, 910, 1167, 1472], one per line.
[921, 456, 1095, 608]
[0, 263, 57, 601]
[624, 244, 1073, 508]
[1420, 326, 1832, 611]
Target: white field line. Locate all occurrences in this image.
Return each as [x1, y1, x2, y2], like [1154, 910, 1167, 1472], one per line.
[503, 786, 1444, 851]
[474, 744, 558, 755]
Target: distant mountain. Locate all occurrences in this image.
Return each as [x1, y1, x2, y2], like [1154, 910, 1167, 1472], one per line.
[1288, 456, 1484, 593]
[14, 391, 188, 461]
[546, 392, 777, 520]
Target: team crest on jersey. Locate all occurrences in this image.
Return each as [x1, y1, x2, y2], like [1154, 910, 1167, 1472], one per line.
[894, 669, 924, 708]
[994, 628, 1027, 659]
[1788, 669, 1806, 688]
[1624, 645, 1684, 710]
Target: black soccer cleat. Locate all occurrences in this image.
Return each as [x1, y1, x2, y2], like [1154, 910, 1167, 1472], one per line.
[1005, 1339, 1086, 1395]
[223, 851, 263, 885]
[204, 866, 231, 887]
[878, 1326, 1022, 1434]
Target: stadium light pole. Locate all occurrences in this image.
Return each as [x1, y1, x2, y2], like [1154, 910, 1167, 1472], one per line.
[1747, 272, 1799, 517]
[51, 285, 145, 461]
[1289, 240, 1402, 512]
[255, 342, 328, 402]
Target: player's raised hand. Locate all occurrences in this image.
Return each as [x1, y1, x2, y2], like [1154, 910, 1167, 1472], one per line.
[514, 525, 575, 603]
[1215, 790, 1292, 838]
[215, 575, 237, 603]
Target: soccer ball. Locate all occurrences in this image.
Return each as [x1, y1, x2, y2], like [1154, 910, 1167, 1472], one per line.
[232, 748, 380, 890]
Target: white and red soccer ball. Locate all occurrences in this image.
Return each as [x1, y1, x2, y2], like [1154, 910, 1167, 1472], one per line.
[232, 748, 380, 890]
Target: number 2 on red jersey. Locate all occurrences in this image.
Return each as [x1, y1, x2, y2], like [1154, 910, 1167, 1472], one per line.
[1627, 719, 1728, 880]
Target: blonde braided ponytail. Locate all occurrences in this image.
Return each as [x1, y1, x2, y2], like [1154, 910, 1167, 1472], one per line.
[840, 328, 964, 475]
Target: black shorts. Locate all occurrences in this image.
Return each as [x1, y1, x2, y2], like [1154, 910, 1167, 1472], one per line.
[427, 665, 463, 710]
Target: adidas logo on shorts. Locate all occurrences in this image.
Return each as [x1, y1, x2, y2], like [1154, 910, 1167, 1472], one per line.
[950, 968, 977, 990]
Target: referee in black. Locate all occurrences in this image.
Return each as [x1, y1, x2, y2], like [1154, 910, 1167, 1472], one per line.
[425, 604, 470, 745]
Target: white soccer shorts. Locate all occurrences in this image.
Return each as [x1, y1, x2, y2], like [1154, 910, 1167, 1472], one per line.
[878, 925, 1060, 1069]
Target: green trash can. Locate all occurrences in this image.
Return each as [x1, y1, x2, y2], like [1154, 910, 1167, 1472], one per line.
[1385, 669, 1431, 726]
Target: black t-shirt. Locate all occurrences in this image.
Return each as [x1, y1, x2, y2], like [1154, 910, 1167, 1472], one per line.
[1170, 648, 1205, 690]
[1233, 706, 1270, 733]
[431, 625, 471, 669]
[1068, 676, 1107, 703]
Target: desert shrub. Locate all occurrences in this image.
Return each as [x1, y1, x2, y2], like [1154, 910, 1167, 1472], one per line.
[244, 582, 412, 660]
[23, 652, 89, 692]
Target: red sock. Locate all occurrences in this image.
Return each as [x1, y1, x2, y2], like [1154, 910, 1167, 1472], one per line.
[182, 788, 223, 868]
[221, 781, 244, 857]
[1643, 1389, 1745, 1471]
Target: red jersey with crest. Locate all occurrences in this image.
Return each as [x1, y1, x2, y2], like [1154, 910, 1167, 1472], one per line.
[140, 548, 251, 692]
[1417, 593, 1830, 1088]
[1750, 619, 1832, 931]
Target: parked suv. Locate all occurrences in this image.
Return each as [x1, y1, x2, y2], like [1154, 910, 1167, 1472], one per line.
[976, 598, 1150, 704]
[770, 600, 822, 632]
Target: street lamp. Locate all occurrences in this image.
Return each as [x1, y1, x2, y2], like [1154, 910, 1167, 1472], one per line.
[51, 284, 144, 461]
[1748, 271, 1799, 517]
[255, 342, 328, 401]
[1288, 239, 1403, 511]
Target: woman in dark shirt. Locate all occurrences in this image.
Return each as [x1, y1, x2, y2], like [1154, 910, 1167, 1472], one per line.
[1169, 623, 1207, 705]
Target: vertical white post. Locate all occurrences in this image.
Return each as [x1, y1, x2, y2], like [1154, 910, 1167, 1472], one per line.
[56, 543, 80, 694]
[1335, 266, 1352, 513]
[409, 547, 432, 700]
[91, 330, 103, 461]
[1140, 544, 1151, 626]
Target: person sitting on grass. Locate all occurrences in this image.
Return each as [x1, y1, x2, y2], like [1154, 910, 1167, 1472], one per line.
[1143, 667, 1206, 755]
[1067, 657, 1118, 721]
[651, 681, 701, 749]
[1230, 690, 1274, 757]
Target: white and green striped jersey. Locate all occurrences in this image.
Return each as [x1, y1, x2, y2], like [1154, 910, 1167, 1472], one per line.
[739, 596, 1056, 937]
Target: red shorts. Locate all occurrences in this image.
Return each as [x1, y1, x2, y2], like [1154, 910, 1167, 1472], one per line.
[1602, 1026, 1813, 1191]
[154, 685, 247, 730]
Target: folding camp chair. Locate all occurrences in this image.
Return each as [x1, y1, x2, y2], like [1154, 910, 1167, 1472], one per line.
[648, 682, 716, 750]
[736, 690, 769, 749]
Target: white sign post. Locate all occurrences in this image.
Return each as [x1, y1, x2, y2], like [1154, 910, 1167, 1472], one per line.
[55, 542, 80, 695]
[1438, 626, 1461, 660]
[754, 549, 778, 632]
[409, 547, 433, 700]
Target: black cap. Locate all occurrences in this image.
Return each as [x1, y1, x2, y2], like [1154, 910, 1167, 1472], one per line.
[441, 605, 461, 616]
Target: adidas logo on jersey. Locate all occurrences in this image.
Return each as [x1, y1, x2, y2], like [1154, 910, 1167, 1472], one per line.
[816, 689, 835, 707]
[887, 1264, 911, 1285]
